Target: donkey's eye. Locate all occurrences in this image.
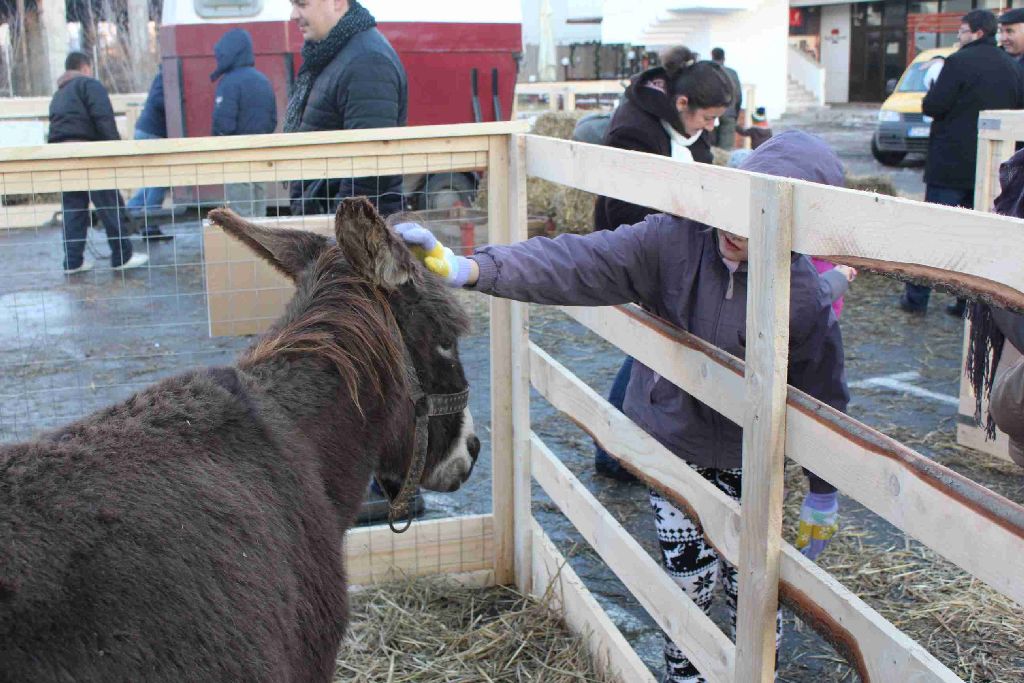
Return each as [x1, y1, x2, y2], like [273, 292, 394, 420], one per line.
[436, 344, 455, 360]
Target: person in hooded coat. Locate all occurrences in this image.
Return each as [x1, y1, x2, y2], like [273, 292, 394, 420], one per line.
[396, 130, 850, 683]
[210, 28, 277, 217]
[48, 51, 148, 273]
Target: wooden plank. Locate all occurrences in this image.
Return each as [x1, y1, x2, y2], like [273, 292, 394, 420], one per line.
[344, 514, 494, 587]
[0, 121, 527, 164]
[978, 109, 1024, 143]
[488, 135, 515, 586]
[974, 137, 996, 214]
[789, 180, 1024, 310]
[515, 80, 627, 96]
[735, 179, 793, 682]
[531, 521, 657, 683]
[523, 136, 1024, 310]
[524, 135, 754, 236]
[508, 134, 533, 594]
[557, 305, 746, 425]
[349, 568, 495, 593]
[203, 217, 335, 337]
[531, 434, 735, 683]
[556, 302, 1024, 607]
[0, 147, 490, 194]
[529, 344, 962, 682]
[785, 390, 1024, 608]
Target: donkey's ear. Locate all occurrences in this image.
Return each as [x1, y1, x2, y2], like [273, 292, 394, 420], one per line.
[209, 208, 328, 282]
[333, 197, 418, 290]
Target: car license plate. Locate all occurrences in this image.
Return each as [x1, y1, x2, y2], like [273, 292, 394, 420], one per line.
[908, 126, 931, 138]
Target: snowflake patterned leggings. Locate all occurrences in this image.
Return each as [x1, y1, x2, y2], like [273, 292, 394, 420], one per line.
[649, 467, 782, 683]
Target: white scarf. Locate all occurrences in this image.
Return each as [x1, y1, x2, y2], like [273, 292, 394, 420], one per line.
[661, 121, 705, 163]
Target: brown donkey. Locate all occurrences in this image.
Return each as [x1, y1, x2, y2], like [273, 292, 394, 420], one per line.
[0, 198, 480, 682]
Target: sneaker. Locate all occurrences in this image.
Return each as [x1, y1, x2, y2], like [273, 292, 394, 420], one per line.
[113, 253, 149, 270]
[63, 260, 94, 274]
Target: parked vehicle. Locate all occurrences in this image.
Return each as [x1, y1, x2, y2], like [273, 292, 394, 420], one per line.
[868, 46, 954, 166]
[871, 46, 955, 166]
[159, 0, 522, 210]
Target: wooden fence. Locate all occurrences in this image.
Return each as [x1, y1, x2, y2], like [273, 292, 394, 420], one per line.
[957, 109, 1024, 461]
[515, 79, 758, 124]
[494, 134, 1024, 682]
[1, 122, 1022, 682]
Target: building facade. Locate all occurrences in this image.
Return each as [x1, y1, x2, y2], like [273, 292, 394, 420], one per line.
[790, 0, 1015, 102]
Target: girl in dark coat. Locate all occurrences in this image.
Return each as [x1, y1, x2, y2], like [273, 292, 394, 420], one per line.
[594, 47, 735, 481]
[594, 46, 734, 232]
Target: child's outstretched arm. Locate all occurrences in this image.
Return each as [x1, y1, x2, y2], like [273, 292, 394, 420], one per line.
[397, 216, 672, 309]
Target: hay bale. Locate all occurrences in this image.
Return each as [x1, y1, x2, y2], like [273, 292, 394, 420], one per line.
[844, 173, 899, 197]
[334, 575, 614, 682]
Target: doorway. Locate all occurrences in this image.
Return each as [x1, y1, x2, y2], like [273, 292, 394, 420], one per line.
[849, 1, 907, 101]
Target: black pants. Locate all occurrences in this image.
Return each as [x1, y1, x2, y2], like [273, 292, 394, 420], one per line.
[61, 190, 133, 269]
[903, 184, 972, 310]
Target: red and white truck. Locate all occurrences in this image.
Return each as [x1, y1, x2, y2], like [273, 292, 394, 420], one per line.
[159, 0, 522, 209]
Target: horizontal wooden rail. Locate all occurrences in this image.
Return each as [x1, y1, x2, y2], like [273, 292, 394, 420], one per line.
[556, 304, 1024, 609]
[0, 121, 527, 163]
[0, 134, 505, 195]
[529, 343, 960, 682]
[524, 136, 1024, 310]
[530, 433, 735, 683]
[344, 513, 494, 586]
[978, 109, 1024, 142]
[531, 521, 657, 683]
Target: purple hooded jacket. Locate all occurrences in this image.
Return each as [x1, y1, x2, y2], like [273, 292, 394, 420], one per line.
[471, 131, 849, 479]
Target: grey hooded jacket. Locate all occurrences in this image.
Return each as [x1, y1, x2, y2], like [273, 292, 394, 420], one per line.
[470, 131, 849, 478]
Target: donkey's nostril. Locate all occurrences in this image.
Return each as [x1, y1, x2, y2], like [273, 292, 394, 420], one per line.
[467, 434, 481, 460]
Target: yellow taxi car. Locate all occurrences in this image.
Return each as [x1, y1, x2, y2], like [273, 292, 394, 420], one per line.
[871, 46, 956, 166]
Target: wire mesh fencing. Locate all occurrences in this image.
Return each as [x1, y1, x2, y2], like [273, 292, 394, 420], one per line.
[0, 128, 497, 445]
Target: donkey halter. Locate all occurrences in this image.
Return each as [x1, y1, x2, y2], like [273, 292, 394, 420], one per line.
[381, 345, 469, 533]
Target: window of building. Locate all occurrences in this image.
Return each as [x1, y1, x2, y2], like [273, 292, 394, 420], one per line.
[194, 0, 263, 19]
[909, 1, 940, 12]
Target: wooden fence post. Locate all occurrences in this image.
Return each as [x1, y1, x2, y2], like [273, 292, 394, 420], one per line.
[509, 134, 533, 594]
[489, 134, 515, 585]
[734, 178, 794, 682]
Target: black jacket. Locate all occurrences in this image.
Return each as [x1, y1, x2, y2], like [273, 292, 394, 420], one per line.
[48, 71, 120, 143]
[289, 27, 408, 216]
[594, 66, 713, 231]
[135, 68, 166, 137]
[211, 29, 277, 137]
[924, 37, 1024, 190]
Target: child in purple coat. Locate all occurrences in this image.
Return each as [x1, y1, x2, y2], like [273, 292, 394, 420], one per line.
[399, 130, 849, 683]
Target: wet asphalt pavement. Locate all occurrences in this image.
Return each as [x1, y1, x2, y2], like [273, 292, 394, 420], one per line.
[2, 106, 1020, 682]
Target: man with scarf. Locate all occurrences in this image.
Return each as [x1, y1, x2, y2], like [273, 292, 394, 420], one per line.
[285, 0, 407, 216]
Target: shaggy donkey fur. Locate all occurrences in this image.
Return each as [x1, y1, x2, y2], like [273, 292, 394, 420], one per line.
[0, 198, 475, 682]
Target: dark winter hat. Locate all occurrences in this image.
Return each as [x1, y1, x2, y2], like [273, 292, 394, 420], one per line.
[999, 8, 1024, 25]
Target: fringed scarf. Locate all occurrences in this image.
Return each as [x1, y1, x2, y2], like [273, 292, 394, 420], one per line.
[283, 1, 376, 133]
[966, 148, 1024, 438]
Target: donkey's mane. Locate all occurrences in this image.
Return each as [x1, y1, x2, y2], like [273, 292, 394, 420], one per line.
[240, 247, 405, 414]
